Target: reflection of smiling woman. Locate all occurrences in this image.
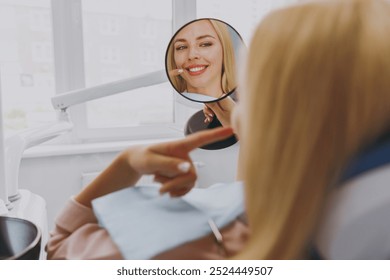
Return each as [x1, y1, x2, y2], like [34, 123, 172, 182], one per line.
[167, 19, 236, 98]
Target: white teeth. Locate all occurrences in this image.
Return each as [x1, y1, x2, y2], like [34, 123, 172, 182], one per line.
[188, 66, 206, 72]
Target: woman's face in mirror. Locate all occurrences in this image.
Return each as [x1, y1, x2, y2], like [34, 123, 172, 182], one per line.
[173, 20, 224, 98]
[166, 18, 243, 105]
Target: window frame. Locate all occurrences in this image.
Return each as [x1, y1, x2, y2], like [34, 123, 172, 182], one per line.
[50, 0, 197, 142]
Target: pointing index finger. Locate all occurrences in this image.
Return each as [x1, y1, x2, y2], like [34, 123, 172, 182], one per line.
[178, 127, 234, 152]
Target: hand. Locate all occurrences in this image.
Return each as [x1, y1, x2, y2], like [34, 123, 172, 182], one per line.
[203, 105, 215, 123]
[203, 96, 236, 127]
[126, 127, 234, 197]
[76, 127, 234, 207]
[168, 68, 184, 79]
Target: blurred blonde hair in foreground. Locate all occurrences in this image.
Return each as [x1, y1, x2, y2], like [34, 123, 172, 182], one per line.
[238, 0, 390, 259]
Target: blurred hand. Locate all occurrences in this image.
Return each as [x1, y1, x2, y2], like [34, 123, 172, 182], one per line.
[203, 96, 236, 127]
[125, 127, 234, 197]
[169, 68, 184, 79]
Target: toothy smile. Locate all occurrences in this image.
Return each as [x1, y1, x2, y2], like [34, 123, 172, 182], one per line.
[188, 66, 206, 72]
[185, 65, 208, 76]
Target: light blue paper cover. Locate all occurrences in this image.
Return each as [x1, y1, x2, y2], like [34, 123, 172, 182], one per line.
[92, 181, 244, 259]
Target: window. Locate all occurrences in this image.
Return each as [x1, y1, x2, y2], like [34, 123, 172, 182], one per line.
[29, 9, 51, 32]
[197, 0, 302, 44]
[99, 46, 121, 65]
[0, 0, 56, 136]
[75, 0, 175, 140]
[141, 21, 156, 38]
[99, 16, 121, 36]
[31, 42, 53, 62]
[86, 83, 173, 128]
[0, 0, 305, 143]
[48, 0, 196, 142]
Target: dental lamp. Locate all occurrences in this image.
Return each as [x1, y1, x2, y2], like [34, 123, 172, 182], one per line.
[0, 70, 167, 213]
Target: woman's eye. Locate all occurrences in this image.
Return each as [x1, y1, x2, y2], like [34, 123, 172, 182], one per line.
[175, 45, 187, 51]
[200, 42, 213, 47]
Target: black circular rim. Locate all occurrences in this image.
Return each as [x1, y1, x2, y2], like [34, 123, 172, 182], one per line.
[164, 17, 244, 104]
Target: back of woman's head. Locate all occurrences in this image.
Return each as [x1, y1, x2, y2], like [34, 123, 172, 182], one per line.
[239, 0, 390, 259]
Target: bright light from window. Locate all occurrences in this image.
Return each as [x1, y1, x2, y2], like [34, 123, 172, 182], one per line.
[81, 0, 174, 128]
[197, 0, 302, 44]
[0, 0, 56, 136]
[87, 82, 173, 128]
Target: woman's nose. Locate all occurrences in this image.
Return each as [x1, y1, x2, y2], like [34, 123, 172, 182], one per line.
[188, 46, 200, 60]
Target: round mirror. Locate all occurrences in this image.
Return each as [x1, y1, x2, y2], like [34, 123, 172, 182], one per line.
[165, 18, 244, 103]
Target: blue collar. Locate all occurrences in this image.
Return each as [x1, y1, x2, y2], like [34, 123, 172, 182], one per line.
[312, 132, 390, 259]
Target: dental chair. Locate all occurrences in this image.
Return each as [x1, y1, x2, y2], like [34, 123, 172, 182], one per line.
[314, 133, 390, 259]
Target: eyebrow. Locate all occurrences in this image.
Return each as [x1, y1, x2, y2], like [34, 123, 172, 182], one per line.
[173, 35, 216, 44]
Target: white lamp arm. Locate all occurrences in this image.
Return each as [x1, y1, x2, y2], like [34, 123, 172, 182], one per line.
[51, 70, 167, 110]
[21, 121, 73, 149]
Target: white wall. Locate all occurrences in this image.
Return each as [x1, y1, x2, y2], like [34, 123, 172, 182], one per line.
[19, 143, 239, 230]
[19, 151, 117, 228]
